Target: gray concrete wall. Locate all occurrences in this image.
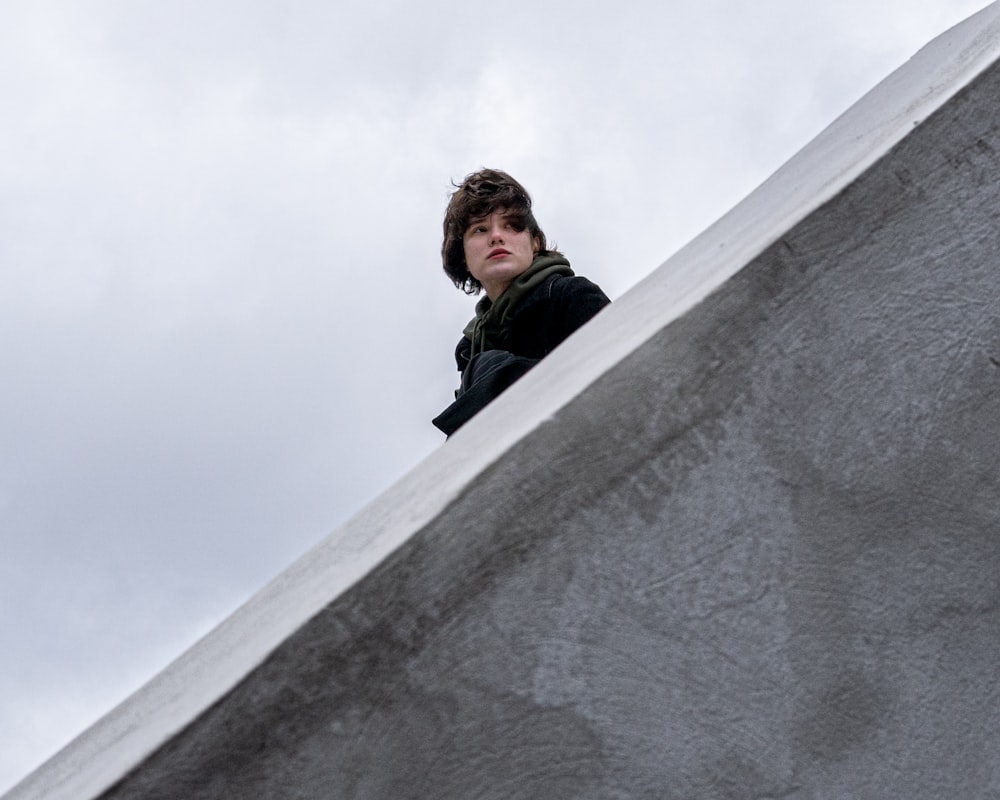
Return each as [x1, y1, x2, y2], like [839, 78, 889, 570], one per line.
[8, 5, 1000, 799]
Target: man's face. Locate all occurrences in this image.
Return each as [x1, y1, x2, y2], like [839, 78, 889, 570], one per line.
[463, 209, 539, 300]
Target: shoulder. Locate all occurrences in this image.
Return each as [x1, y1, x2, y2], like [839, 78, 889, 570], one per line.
[515, 272, 610, 345]
[543, 275, 611, 324]
[546, 274, 609, 302]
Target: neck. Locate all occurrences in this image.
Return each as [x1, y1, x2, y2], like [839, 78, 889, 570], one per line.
[484, 279, 512, 301]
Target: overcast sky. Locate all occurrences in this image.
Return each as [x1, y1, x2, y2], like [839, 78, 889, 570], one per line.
[1, 0, 992, 791]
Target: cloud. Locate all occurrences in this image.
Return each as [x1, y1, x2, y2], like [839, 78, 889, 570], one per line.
[0, 0, 991, 791]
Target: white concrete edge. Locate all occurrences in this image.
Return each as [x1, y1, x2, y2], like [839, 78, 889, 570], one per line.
[7, 4, 1000, 799]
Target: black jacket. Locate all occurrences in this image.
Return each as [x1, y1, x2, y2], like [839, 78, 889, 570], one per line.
[432, 274, 609, 435]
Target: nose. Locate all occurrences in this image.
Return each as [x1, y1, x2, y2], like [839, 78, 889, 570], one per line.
[488, 220, 504, 244]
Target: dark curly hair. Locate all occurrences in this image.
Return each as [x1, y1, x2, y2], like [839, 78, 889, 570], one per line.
[441, 168, 559, 294]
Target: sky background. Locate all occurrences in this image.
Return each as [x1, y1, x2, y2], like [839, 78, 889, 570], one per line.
[1, 0, 992, 791]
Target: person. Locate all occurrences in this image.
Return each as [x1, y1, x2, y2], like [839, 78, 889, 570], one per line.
[432, 169, 610, 435]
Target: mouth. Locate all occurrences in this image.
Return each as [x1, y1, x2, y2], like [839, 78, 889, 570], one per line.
[488, 249, 511, 259]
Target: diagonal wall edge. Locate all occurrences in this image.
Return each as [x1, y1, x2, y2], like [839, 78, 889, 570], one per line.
[7, 3, 1000, 798]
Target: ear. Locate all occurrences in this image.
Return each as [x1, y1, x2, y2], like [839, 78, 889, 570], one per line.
[533, 237, 541, 254]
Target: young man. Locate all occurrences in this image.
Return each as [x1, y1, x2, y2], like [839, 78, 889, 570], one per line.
[433, 169, 610, 435]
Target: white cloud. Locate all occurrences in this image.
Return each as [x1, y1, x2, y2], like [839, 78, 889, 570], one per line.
[0, 0, 992, 791]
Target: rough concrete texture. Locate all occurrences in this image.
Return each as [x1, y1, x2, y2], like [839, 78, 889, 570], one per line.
[9, 6, 1000, 800]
